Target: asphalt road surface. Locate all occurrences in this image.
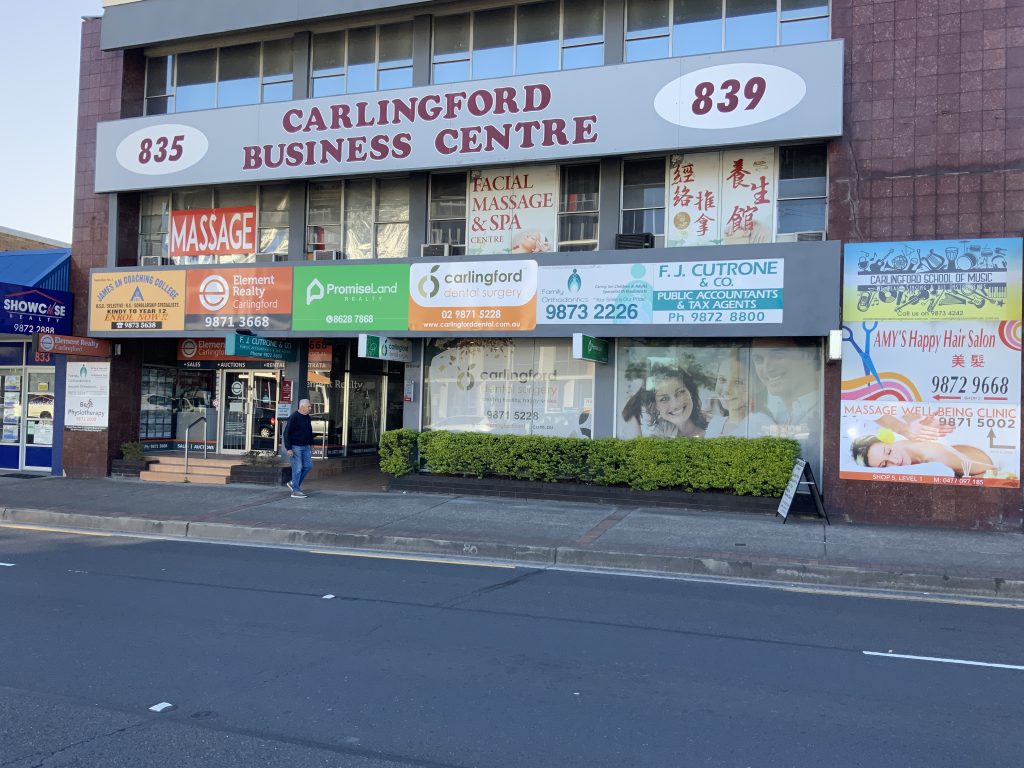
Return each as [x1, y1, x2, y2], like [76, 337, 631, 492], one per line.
[1, 523, 1021, 768]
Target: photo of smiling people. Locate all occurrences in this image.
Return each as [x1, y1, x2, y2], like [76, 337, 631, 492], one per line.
[614, 339, 823, 479]
[616, 339, 823, 476]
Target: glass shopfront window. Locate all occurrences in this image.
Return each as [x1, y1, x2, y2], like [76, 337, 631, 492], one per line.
[140, 365, 217, 447]
[1, 343, 56, 472]
[616, 338, 822, 477]
[424, 339, 595, 438]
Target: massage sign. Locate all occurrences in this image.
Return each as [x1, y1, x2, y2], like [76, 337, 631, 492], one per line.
[467, 166, 558, 256]
[184, 267, 293, 331]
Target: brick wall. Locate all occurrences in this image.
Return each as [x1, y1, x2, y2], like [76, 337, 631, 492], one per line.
[826, 0, 1024, 529]
[65, 18, 146, 477]
[0, 233, 63, 250]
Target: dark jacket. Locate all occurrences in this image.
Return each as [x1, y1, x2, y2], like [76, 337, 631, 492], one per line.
[283, 410, 313, 449]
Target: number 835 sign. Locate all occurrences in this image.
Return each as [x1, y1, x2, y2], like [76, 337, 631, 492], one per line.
[654, 63, 807, 130]
[115, 124, 209, 175]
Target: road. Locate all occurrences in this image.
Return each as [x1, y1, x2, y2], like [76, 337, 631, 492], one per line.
[0, 523, 1021, 768]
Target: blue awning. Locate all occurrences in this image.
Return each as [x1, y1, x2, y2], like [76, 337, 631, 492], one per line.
[0, 249, 71, 292]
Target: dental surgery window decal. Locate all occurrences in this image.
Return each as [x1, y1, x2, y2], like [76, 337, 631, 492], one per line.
[423, 338, 595, 438]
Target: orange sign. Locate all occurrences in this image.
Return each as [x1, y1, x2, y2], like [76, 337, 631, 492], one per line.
[170, 206, 257, 257]
[184, 267, 293, 331]
[408, 260, 538, 332]
[308, 338, 332, 371]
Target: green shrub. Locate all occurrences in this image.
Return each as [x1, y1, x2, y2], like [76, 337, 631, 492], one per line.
[120, 441, 146, 462]
[380, 429, 801, 496]
[378, 428, 419, 476]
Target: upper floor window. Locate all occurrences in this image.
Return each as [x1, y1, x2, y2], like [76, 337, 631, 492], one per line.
[624, 0, 829, 62]
[306, 178, 410, 259]
[433, 1, 604, 84]
[621, 158, 667, 246]
[429, 173, 469, 256]
[138, 185, 290, 264]
[311, 22, 414, 97]
[559, 164, 600, 251]
[145, 39, 293, 115]
[776, 144, 826, 235]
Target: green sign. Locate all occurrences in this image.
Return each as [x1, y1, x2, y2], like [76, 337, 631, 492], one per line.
[224, 333, 297, 361]
[292, 264, 409, 331]
[572, 333, 609, 364]
[358, 334, 412, 362]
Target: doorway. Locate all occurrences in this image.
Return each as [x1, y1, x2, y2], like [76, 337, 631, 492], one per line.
[218, 370, 280, 453]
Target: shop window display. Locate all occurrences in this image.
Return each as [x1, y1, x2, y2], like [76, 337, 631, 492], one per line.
[617, 338, 821, 476]
[424, 339, 594, 438]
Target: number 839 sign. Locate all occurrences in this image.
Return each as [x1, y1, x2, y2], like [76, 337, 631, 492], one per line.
[115, 124, 209, 175]
[654, 63, 808, 130]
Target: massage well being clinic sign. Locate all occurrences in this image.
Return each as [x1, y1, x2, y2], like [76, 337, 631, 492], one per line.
[467, 166, 557, 256]
[839, 239, 1023, 488]
[95, 42, 842, 192]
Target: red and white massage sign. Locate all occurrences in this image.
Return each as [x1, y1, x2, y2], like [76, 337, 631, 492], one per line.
[170, 206, 257, 258]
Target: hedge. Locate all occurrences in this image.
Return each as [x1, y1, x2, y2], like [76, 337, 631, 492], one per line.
[379, 429, 800, 497]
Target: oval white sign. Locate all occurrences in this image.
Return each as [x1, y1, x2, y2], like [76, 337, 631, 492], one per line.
[655, 64, 807, 130]
[115, 124, 209, 175]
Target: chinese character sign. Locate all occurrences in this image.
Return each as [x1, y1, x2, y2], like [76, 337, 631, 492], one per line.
[667, 148, 775, 248]
[668, 153, 721, 247]
[839, 239, 1022, 489]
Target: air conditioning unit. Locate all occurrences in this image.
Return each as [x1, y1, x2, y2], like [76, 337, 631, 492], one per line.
[140, 255, 169, 266]
[255, 252, 288, 262]
[313, 249, 342, 261]
[615, 233, 655, 249]
[421, 243, 451, 257]
[775, 231, 826, 243]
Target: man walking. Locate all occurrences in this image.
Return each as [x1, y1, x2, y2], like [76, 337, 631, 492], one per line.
[283, 398, 314, 499]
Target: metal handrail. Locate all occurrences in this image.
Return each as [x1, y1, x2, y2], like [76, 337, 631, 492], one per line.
[184, 416, 208, 475]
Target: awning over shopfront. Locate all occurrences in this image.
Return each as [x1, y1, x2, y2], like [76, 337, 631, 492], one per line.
[0, 248, 71, 293]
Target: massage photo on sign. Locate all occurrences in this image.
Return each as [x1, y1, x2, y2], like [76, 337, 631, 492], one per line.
[616, 339, 822, 473]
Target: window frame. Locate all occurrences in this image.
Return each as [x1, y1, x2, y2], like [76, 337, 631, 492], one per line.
[558, 163, 601, 252]
[620, 156, 669, 246]
[304, 177, 412, 260]
[138, 185, 289, 265]
[144, 39, 295, 116]
[310, 23, 415, 98]
[431, 1, 606, 84]
[622, 0, 831, 61]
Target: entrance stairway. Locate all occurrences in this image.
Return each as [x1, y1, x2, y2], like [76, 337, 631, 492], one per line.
[139, 454, 241, 484]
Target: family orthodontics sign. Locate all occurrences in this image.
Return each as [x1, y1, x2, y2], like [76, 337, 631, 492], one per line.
[94, 41, 842, 192]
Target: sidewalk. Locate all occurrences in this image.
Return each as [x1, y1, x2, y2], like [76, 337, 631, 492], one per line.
[1, 473, 1022, 600]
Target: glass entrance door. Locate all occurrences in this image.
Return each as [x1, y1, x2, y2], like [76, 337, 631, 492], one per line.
[345, 375, 383, 454]
[219, 370, 279, 453]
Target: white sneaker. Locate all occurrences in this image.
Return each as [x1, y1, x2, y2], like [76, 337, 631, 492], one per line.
[286, 481, 293, 491]
[291, 491, 307, 499]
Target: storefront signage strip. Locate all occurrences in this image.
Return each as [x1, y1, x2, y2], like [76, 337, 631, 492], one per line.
[87, 241, 840, 338]
[95, 42, 843, 192]
[36, 333, 112, 357]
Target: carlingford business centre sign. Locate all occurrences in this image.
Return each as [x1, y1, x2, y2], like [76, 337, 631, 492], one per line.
[94, 41, 842, 192]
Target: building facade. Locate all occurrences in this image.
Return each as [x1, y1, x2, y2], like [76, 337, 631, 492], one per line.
[68, 0, 1024, 530]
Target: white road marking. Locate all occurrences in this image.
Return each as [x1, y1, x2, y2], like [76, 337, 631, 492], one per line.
[863, 650, 1024, 671]
[0, 562, 14, 567]
[0, 523, 111, 537]
[148, 702, 175, 712]
[308, 550, 515, 569]
[322, 594, 336, 599]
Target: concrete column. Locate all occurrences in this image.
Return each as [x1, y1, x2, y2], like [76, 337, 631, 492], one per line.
[292, 32, 311, 100]
[412, 15, 432, 87]
[598, 158, 622, 250]
[407, 173, 429, 258]
[604, 0, 625, 66]
[287, 181, 307, 261]
[402, 340, 424, 432]
[591, 343, 617, 438]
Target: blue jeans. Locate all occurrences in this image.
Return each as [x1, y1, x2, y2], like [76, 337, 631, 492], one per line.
[289, 445, 313, 491]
